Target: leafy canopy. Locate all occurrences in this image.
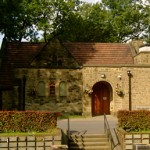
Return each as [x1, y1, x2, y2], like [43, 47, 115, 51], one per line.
[0, 0, 149, 43]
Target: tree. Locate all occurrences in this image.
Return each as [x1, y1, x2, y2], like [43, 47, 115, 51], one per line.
[55, 0, 150, 42]
[79, 2, 113, 42]
[0, 0, 39, 42]
[101, 0, 150, 42]
[0, 0, 149, 43]
[0, 0, 81, 42]
[38, 0, 82, 42]
[55, 2, 114, 42]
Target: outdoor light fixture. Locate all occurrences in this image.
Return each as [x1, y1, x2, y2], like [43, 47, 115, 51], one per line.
[127, 70, 132, 77]
[101, 74, 105, 78]
[117, 74, 122, 80]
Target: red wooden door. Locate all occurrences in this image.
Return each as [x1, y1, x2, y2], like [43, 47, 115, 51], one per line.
[92, 82, 110, 116]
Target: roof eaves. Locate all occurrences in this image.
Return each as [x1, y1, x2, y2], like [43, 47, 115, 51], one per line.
[83, 64, 135, 67]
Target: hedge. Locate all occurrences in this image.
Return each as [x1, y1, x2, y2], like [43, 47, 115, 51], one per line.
[117, 110, 150, 132]
[0, 111, 61, 133]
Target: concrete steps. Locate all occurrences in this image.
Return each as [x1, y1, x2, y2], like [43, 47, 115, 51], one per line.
[69, 134, 110, 150]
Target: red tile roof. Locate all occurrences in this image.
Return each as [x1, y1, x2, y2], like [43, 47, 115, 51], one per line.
[3, 42, 134, 67]
[64, 42, 134, 65]
[5, 42, 45, 68]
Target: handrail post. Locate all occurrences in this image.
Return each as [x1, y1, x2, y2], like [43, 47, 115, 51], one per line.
[104, 114, 105, 133]
[67, 117, 70, 139]
[67, 117, 70, 150]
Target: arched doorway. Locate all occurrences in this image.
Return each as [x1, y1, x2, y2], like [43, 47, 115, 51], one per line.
[92, 81, 112, 116]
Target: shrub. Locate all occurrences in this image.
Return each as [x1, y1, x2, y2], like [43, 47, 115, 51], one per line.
[117, 110, 150, 132]
[0, 111, 61, 133]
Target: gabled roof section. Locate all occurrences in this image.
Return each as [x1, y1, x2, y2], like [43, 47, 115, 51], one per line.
[30, 39, 81, 68]
[64, 42, 134, 66]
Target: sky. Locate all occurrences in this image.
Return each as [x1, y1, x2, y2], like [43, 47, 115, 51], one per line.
[0, 35, 3, 47]
[0, 0, 101, 48]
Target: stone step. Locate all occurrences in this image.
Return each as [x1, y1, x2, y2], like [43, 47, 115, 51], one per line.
[70, 141, 109, 146]
[70, 138, 108, 143]
[69, 145, 110, 150]
[69, 134, 110, 150]
[70, 134, 107, 138]
[70, 134, 108, 142]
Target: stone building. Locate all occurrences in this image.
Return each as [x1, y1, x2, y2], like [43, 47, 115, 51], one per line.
[0, 38, 150, 116]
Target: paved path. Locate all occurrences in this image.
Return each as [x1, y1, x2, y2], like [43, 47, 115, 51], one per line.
[57, 115, 118, 134]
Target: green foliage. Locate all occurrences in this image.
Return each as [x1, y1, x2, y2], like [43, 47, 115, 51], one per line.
[117, 110, 150, 132]
[102, 0, 150, 42]
[0, 0, 37, 41]
[0, 0, 81, 42]
[0, 0, 150, 42]
[0, 111, 61, 133]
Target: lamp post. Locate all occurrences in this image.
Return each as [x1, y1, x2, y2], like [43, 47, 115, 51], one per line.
[127, 71, 132, 111]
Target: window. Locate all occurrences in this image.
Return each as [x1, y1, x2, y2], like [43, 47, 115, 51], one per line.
[50, 81, 55, 95]
[38, 81, 45, 96]
[51, 54, 63, 67]
[59, 82, 67, 96]
[52, 54, 57, 66]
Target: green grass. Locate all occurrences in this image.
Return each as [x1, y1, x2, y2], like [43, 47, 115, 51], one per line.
[0, 128, 61, 136]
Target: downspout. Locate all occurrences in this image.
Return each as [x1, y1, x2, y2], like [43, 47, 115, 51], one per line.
[127, 70, 132, 111]
[22, 75, 26, 111]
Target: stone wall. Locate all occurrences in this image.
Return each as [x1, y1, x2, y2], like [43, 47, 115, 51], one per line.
[128, 67, 150, 110]
[2, 64, 150, 116]
[82, 65, 150, 115]
[0, 135, 61, 150]
[14, 68, 83, 114]
[2, 91, 14, 110]
[82, 66, 124, 115]
[117, 129, 150, 150]
[134, 52, 150, 64]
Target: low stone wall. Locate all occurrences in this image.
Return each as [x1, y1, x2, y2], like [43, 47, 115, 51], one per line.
[116, 128, 150, 150]
[0, 135, 62, 150]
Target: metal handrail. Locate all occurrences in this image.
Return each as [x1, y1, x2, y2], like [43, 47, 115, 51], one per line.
[104, 114, 120, 150]
[67, 117, 70, 150]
